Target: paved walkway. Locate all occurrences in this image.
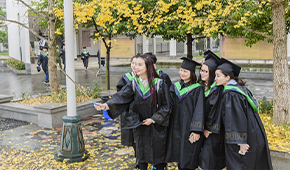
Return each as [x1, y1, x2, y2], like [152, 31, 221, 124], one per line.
[0, 116, 137, 169]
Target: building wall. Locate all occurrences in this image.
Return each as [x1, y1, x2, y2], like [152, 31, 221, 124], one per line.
[6, 0, 30, 64]
[222, 36, 273, 59]
[100, 38, 135, 58]
[77, 27, 100, 56]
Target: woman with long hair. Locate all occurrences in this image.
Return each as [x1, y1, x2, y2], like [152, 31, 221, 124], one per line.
[215, 58, 272, 170]
[165, 57, 204, 170]
[143, 52, 173, 89]
[95, 55, 170, 170]
[198, 51, 225, 170]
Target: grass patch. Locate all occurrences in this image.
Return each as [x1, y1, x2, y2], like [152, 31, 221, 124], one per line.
[0, 52, 9, 56]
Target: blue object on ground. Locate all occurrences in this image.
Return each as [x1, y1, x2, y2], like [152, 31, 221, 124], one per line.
[103, 110, 111, 119]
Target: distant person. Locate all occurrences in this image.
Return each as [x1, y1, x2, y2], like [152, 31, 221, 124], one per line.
[60, 45, 66, 71]
[37, 46, 49, 84]
[61, 39, 65, 49]
[56, 45, 62, 69]
[81, 47, 90, 71]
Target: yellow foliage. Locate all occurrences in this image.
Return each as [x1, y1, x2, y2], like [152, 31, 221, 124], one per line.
[260, 114, 290, 152]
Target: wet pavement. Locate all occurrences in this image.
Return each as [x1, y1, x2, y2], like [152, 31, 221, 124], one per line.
[0, 65, 274, 101]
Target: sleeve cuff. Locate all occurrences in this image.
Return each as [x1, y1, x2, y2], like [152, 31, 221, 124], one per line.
[104, 103, 109, 110]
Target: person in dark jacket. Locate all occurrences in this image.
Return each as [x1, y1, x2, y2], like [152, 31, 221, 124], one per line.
[95, 55, 170, 170]
[215, 58, 273, 170]
[198, 50, 225, 170]
[165, 57, 204, 170]
[60, 45, 66, 71]
[81, 47, 90, 70]
[115, 55, 139, 168]
[37, 46, 49, 84]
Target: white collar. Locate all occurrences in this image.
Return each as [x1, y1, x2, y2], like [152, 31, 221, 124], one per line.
[227, 79, 237, 85]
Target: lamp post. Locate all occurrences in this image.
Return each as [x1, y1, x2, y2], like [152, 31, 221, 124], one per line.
[55, 0, 89, 162]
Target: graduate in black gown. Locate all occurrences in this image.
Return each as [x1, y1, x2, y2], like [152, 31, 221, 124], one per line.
[95, 55, 170, 170]
[198, 50, 225, 170]
[37, 46, 49, 84]
[115, 55, 139, 168]
[81, 47, 90, 70]
[215, 58, 272, 170]
[144, 52, 172, 89]
[165, 57, 205, 170]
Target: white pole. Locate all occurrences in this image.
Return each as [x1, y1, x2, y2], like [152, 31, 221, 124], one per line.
[219, 34, 223, 58]
[64, 0, 76, 117]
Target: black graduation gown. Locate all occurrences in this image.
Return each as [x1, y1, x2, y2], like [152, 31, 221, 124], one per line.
[106, 78, 170, 165]
[165, 81, 205, 169]
[157, 69, 172, 89]
[81, 51, 90, 67]
[199, 82, 225, 170]
[116, 72, 135, 146]
[222, 83, 272, 170]
[37, 52, 48, 74]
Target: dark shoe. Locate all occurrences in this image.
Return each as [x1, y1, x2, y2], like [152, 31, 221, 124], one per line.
[134, 160, 139, 169]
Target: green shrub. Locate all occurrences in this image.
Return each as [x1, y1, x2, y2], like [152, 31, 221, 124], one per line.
[259, 97, 273, 116]
[6, 58, 25, 70]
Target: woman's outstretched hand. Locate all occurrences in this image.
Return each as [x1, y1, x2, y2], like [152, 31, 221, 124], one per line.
[94, 103, 106, 111]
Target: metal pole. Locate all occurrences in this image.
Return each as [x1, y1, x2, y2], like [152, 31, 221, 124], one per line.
[56, 0, 89, 162]
[64, 0, 76, 117]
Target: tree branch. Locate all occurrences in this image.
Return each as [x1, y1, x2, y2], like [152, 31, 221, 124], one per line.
[18, 0, 48, 19]
[198, 17, 273, 40]
[92, 16, 109, 50]
[0, 17, 44, 40]
[217, 18, 273, 40]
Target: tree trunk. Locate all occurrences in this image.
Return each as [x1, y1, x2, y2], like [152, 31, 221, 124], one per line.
[106, 34, 111, 90]
[187, 33, 193, 59]
[48, 0, 59, 93]
[272, 0, 290, 125]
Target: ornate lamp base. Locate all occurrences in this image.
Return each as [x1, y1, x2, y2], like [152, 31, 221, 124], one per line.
[55, 115, 89, 162]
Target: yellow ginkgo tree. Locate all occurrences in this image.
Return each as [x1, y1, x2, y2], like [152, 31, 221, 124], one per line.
[55, 0, 144, 90]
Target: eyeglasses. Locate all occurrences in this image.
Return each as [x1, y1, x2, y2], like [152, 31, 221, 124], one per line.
[200, 69, 208, 74]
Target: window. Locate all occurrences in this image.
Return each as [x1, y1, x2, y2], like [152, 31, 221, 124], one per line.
[82, 30, 91, 47]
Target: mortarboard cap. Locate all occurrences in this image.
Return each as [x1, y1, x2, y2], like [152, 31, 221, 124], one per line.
[180, 57, 201, 72]
[203, 50, 221, 71]
[217, 58, 241, 77]
[83, 47, 86, 49]
[43, 46, 48, 49]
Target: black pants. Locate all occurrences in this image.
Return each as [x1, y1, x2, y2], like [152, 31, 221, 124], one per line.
[139, 163, 166, 170]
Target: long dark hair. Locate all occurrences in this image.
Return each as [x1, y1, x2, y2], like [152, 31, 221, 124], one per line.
[139, 55, 160, 107]
[180, 70, 197, 85]
[219, 69, 246, 86]
[198, 66, 215, 91]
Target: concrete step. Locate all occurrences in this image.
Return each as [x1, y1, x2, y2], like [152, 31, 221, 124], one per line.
[0, 66, 11, 73]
